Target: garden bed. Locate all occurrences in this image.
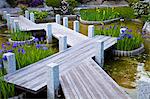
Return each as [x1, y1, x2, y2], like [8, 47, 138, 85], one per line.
[113, 44, 145, 56]
[8, 36, 35, 43]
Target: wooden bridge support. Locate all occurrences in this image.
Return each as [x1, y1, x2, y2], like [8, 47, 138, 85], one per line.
[25, 10, 29, 19]
[88, 25, 94, 38]
[59, 35, 67, 52]
[47, 63, 59, 99]
[13, 20, 19, 32]
[46, 24, 52, 44]
[63, 17, 68, 28]
[73, 20, 79, 32]
[30, 12, 35, 23]
[3, 52, 16, 74]
[3, 11, 7, 20]
[95, 40, 104, 67]
[10, 17, 14, 33]
[6, 14, 11, 29]
[56, 14, 61, 24]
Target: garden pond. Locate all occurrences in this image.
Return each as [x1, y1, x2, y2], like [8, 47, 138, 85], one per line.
[0, 19, 150, 98]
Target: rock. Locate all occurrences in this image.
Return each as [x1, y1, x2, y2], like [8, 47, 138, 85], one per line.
[0, 0, 9, 8]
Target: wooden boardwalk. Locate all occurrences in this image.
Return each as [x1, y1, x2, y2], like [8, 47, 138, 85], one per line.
[4, 15, 131, 99]
[16, 16, 88, 46]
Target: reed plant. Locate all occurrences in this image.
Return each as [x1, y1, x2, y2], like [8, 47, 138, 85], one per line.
[95, 24, 143, 51]
[10, 31, 32, 41]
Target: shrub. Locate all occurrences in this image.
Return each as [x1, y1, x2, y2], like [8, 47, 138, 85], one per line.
[10, 31, 32, 41]
[95, 24, 143, 51]
[67, 0, 78, 14]
[46, 0, 61, 9]
[30, 10, 48, 20]
[132, 1, 149, 17]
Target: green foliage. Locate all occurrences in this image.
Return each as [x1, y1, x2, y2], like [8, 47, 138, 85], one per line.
[132, 1, 149, 17]
[0, 70, 15, 99]
[18, 4, 28, 14]
[67, 0, 78, 14]
[6, 0, 17, 7]
[10, 31, 32, 41]
[46, 0, 61, 8]
[80, 7, 135, 21]
[30, 10, 48, 20]
[95, 24, 143, 51]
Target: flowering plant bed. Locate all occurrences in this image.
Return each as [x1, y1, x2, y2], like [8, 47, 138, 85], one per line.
[95, 21, 143, 52]
[9, 36, 35, 43]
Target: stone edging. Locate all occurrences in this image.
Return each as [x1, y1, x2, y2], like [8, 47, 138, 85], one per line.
[9, 36, 35, 43]
[113, 44, 145, 56]
[79, 17, 121, 25]
[0, 23, 6, 28]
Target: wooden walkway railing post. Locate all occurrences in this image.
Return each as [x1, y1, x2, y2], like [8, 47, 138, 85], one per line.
[3, 11, 7, 20]
[56, 14, 61, 24]
[10, 17, 14, 33]
[25, 10, 29, 19]
[3, 52, 16, 74]
[59, 35, 67, 52]
[13, 20, 19, 32]
[46, 24, 52, 44]
[88, 25, 94, 38]
[73, 20, 79, 32]
[6, 14, 11, 29]
[63, 17, 68, 28]
[95, 40, 104, 67]
[47, 63, 59, 99]
[30, 12, 35, 23]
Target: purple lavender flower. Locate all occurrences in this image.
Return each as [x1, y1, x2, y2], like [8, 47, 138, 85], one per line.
[21, 49, 26, 54]
[2, 43, 6, 49]
[40, 37, 44, 41]
[0, 50, 3, 54]
[12, 43, 18, 48]
[7, 50, 13, 53]
[128, 29, 132, 33]
[36, 44, 41, 49]
[3, 56, 7, 61]
[18, 48, 21, 53]
[34, 38, 39, 43]
[6, 42, 11, 46]
[127, 34, 133, 39]
[109, 26, 112, 29]
[0, 63, 2, 69]
[42, 47, 48, 50]
[117, 37, 122, 40]
[106, 28, 109, 30]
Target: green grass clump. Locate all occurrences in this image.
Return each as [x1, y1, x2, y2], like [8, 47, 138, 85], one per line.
[80, 7, 135, 21]
[11, 31, 32, 41]
[95, 24, 143, 51]
[30, 10, 48, 20]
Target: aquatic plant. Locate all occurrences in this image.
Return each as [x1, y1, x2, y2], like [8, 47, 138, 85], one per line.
[0, 39, 57, 69]
[80, 7, 135, 21]
[10, 31, 32, 41]
[95, 25, 143, 51]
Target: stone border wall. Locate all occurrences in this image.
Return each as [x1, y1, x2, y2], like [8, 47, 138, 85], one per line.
[113, 44, 145, 56]
[79, 17, 121, 25]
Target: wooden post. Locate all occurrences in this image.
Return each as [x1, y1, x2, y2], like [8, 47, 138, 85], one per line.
[3, 52, 16, 74]
[30, 12, 35, 22]
[59, 35, 67, 52]
[3, 11, 7, 19]
[73, 20, 79, 32]
[13, 20, 19, 32]
[6, 14, 11, 29]
[88, 25, 94, 38]
[95, 40, 104, 67]
[56, 14, 61, 24]
[25, 10, 29, 19]
[63, 17, 68, 27]
[10, 17, 14, 33]
[46, 24, 52, 44]
[47, 63, 59, 99]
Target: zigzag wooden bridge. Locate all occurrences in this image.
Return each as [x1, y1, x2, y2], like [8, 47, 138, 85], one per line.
[3, 11, 131, 99]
